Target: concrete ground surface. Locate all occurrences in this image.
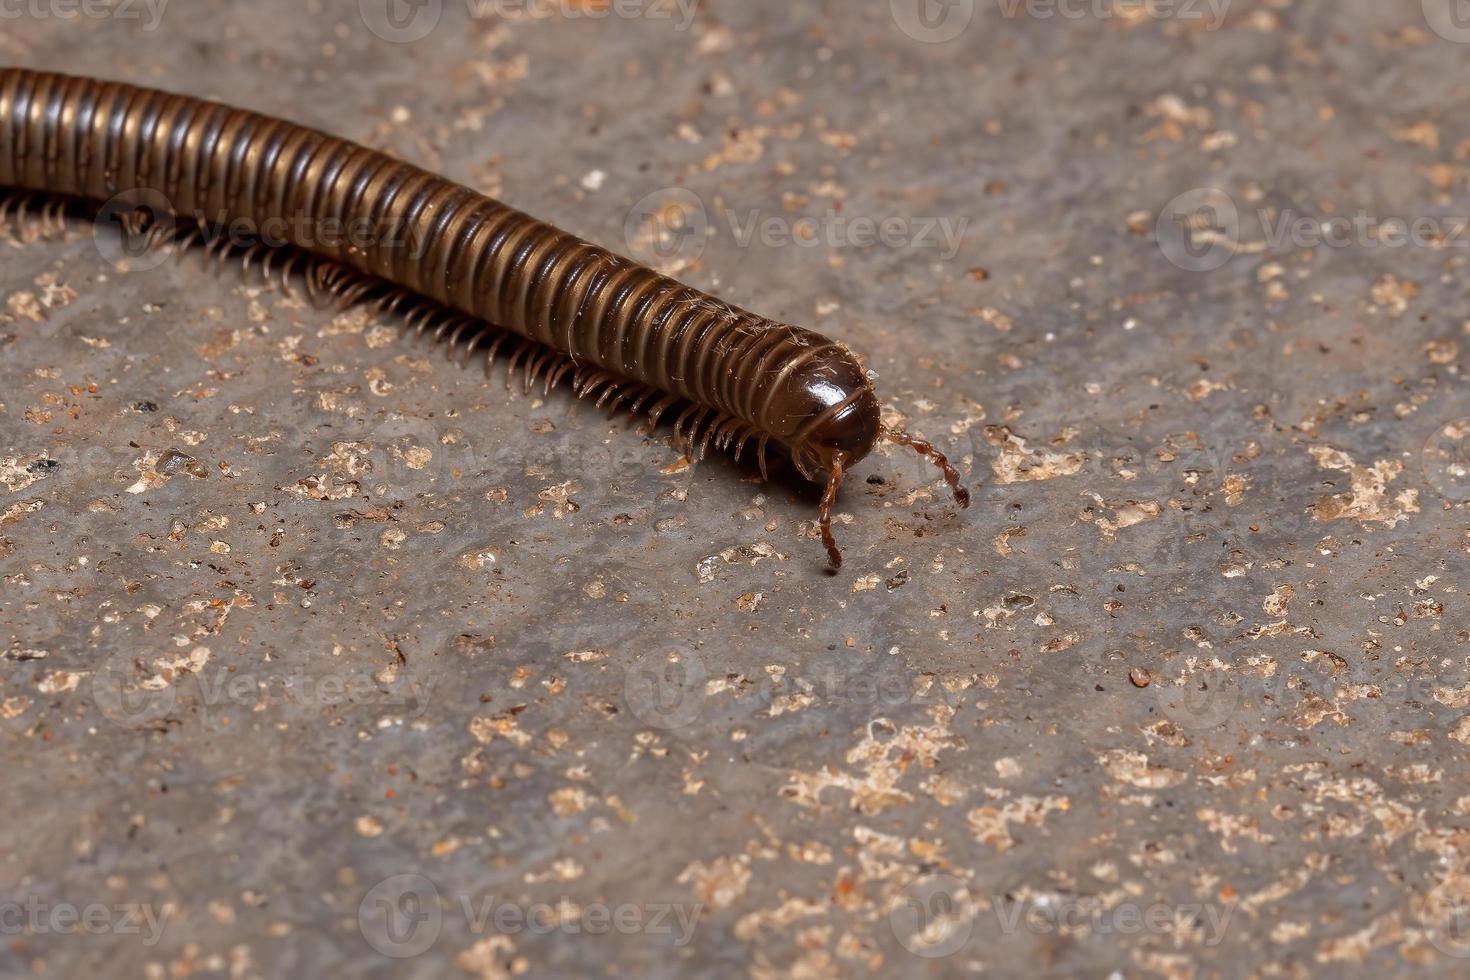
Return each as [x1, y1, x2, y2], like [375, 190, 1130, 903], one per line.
[2, 0, 1470, 976]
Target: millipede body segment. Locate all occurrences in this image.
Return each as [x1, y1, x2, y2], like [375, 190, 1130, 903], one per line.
[0, 67, 969, 568]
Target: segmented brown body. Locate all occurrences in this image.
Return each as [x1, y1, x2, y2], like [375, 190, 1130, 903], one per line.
[0, 67, 967, 567]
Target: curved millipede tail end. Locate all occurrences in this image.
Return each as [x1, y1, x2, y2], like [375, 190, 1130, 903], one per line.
[884, 427, 973, 509]
[819, 455, 847, 572]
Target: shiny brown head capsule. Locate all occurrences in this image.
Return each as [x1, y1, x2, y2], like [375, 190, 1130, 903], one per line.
[751, 343, 969, 568]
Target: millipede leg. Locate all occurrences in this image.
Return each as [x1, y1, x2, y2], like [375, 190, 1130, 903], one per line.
[647, 395, 679, 430]
[594, 381, 622, 409]
[172, 226, 202, 260]
[278, 251, 305, 299]
[239, 242, 266, 282]
[577, 371, 611, 403]
[458, 328, 489, 366]
[525, 350, 556, 393]
[0, 190, 24, 229]
[335, 276, 376, 309]
[819, 455, 847, 570]
[442, 318, 477, 357]
[732, 429, 754, 464]
[884, 427, 972, 508]
[428, 314, 457, 344]
[623, 386, 657, 421]
[41, 196, 68, 236]
[404, 304, 437, 339]
[203, 233, 231, 271]
[697, 415, 722, 460]
[671, 404, 700, 453]
[601, 387, 630, 416]
[504, 342, 532, 390]
[305, 261, 332, 307]
[546, 360, 575, 394]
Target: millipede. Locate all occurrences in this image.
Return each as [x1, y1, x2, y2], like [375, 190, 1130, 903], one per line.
[0, 67, 970, 569]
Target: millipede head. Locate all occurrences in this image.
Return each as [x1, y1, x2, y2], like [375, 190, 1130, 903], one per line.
[784, 357, 885, 480]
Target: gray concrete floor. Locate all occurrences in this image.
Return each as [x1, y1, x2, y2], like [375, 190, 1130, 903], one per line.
[3, 0, 1470, 976]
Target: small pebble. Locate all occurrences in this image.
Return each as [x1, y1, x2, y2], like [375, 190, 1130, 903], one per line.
[1129, 667, 1151, 688]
